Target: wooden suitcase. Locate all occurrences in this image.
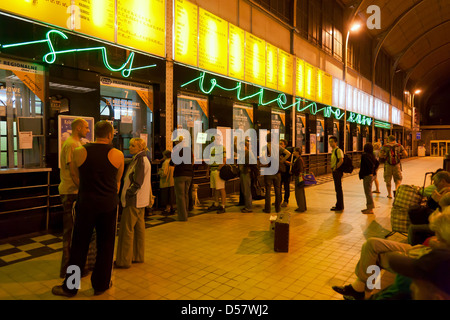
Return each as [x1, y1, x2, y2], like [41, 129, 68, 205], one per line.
[274, 212, 290, 252]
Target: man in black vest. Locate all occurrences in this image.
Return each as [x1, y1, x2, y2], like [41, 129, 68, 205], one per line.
[52, 121, 124, 297]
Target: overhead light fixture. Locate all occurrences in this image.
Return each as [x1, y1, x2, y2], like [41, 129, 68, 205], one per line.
[350, 23, 361, 32]
[414, 89, 422, 94]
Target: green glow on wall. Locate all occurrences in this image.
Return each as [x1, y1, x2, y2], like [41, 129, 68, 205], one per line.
[182, 72, 346, 121]
[374, 120, 391, 129]
[0, 30, 156, 78]
[347, 112, 373, 126]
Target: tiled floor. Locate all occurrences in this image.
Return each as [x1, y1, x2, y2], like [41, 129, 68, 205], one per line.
[0, 156, 443, 300]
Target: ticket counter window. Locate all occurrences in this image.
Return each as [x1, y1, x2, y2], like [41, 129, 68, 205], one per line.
[177, 94, 208, 160]
[0, 62, 44, 168]
[271, 110, 286, 140]
[233, 104, 253, 132]
[296, 115, 305, 154]
[316, 119, 325, 153]
[100, 77, 153, 159]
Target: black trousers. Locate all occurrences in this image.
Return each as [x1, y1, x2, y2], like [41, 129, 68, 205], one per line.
[332, 170, 344, 209]
[280, 171, 291, 203]
[63, 204, 118, 294]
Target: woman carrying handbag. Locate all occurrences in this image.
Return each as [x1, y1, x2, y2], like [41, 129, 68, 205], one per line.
[292, 147, 307, 212]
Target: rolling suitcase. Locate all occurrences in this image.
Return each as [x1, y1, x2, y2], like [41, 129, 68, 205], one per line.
[274, 212, 290, 252]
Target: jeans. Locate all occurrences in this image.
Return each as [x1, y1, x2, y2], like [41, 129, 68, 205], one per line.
[174, 176, 193, 221]
[280, 171, 291, 203]
[240, 172, 252, 210]
[332, 170, 344, 209]
[363, 175, 374, 210]
[264, 173, 281, 213]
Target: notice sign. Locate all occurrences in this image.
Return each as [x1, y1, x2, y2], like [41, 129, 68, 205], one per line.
[73, 0, 115, 42]
[117, 0, 165, 56]
[245, 33, 266, 87]
[228, 24, 245, 81]
[19, 131, 33, 150]
[174, 0, 198, 67]
[198, 8, 228, 76]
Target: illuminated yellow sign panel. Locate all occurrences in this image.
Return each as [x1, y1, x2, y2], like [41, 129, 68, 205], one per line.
[198, 8, 228, 76]
[278, 50, 293, 95]
[174, 0, 198, 67]
[296, 58, 305, 98]
[304, 62, 316, 101]
[73, 0, 115, 42]
[245, 33, 266, 87]
[265, 43, 278, 90]
[117, 0, 165, 57]
[322, 72, 333, 106]
[0, 0, 71, 29]
[228, 24, 245, 81]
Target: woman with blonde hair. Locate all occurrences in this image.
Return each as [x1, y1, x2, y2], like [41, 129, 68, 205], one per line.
[115, 137, 152, 268]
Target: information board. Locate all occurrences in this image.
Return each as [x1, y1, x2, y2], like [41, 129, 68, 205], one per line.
[245, 33, 266, 87]
[322, 72, 333, 106]
[304, 62, 316, 101]
[265, 42, 278, 91]
[278, 49, 293, 95]
[296, 58, 305, 98]
[198, 8, 228, 76]
[117, 0, 165, 56]
[174, 0, 198, 67]
[73, 0, 115, 42]
[228, 24, 245, 81]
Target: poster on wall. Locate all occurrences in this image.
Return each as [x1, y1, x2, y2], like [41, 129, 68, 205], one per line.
[58, 115, 95, 168]
[310, 134, 317, 154]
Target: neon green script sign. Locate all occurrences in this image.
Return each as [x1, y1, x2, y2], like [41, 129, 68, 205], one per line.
[0, 30, 156, 78]
[182, 72, 345, 120]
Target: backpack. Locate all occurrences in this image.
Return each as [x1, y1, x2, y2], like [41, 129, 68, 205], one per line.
[219, 164, 238, 181]
[386, 144, 401, 165]
[334, 148, 353, 173]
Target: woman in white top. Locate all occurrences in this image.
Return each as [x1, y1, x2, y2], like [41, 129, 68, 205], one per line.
[115, 138, 151, 268]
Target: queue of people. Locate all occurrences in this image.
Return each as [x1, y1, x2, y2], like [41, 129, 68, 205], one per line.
[54, 119, 449, 300]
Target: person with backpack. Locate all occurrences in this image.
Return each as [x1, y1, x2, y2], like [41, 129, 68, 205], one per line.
[329, 136, 344, 212]
[379, 135, 408, 199]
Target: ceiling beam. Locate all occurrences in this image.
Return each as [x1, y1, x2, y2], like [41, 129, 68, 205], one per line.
[392, 19, 450, 72]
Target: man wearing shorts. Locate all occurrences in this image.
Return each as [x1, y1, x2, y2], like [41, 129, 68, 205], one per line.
[208, 136, 227, 214]
[380, 135, 408, 198]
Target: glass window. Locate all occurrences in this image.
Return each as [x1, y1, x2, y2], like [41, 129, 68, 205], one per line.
[100, 77, 154, 159]
[0, 59, 44, 168]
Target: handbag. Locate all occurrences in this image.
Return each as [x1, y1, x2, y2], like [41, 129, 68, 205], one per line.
[303, 172, 317, 185]
[295, 174, 305, 187]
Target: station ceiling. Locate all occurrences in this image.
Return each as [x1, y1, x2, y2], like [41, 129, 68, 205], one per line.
[342, 0, 450, 105]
